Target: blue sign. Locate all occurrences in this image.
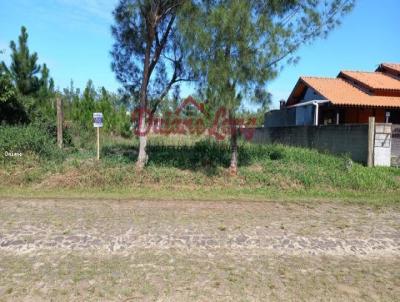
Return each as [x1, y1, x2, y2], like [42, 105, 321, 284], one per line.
[93, 112, 103, 128]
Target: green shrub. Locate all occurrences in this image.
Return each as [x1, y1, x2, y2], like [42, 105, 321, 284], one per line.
[0, 125, 64, 161]
[32, 117, 73, 148]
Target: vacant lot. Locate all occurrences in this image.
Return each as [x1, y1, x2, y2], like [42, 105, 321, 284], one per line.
[0, 198, 399, 301]
[3, 130, 400, 204]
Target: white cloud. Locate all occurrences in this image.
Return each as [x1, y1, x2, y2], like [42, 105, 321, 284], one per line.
[12, 0, 120, 36]
[56, 0, 118, 22]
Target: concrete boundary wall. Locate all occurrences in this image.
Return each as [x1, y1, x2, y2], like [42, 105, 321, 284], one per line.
[391, 125, 400, 166]
[252, 124, 370, 164]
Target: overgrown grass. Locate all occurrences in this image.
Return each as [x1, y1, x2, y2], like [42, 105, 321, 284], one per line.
[1, 134, 400, 203]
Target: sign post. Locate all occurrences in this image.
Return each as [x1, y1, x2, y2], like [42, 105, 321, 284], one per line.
[93, 113, 103, 160]
[56, 96, 63, 149]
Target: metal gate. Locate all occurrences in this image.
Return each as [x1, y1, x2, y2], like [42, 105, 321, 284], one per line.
[391, 124, 400, 166]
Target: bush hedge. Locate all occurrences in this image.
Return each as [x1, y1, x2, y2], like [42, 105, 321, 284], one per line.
[0, 124, 64, 161]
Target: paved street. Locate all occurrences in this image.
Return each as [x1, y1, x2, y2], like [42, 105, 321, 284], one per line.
[0, 198, 399, 301]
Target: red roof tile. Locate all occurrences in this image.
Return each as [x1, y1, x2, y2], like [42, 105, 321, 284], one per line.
[295, 77, 400, 108]
[380, 63, 400, 74]
[339, 71, 400, 92]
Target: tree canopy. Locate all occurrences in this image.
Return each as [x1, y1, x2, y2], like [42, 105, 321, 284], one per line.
[111, 0, 189, 109]
[5, 26, 41, 96]
[0, 26, 57, 124]
[179, 0, 355, 109]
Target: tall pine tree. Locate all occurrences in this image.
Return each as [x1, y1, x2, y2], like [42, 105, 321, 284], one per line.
[1, 26, 55, 123]
[111, 0, 190, 170]
[7, 26, 41, 95]
[179, 0, 355, 174]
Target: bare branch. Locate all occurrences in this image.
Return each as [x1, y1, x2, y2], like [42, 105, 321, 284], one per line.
[149, 14, 176, 74]
[266, 0, 353, 68]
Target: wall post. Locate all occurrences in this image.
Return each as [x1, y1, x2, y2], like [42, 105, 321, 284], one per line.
[56, 96, 63, 149]
[367, 116, 375, 167]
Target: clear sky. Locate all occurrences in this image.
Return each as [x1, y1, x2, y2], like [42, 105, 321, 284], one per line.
[1, 0, 399, 109]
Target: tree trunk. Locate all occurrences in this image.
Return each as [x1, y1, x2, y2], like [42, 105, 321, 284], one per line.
[134, 14, 175, 170]
[136, 115, 149, 170]
[136, 97, 150, 170]
[229, 113, 238, 175]
[135, 34, 153, 170]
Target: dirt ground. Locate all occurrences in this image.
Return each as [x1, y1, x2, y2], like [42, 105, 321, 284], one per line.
[0, 198, 399, 301]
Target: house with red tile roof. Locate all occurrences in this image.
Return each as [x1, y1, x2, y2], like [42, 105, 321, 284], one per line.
[265, 63, 400, 127]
